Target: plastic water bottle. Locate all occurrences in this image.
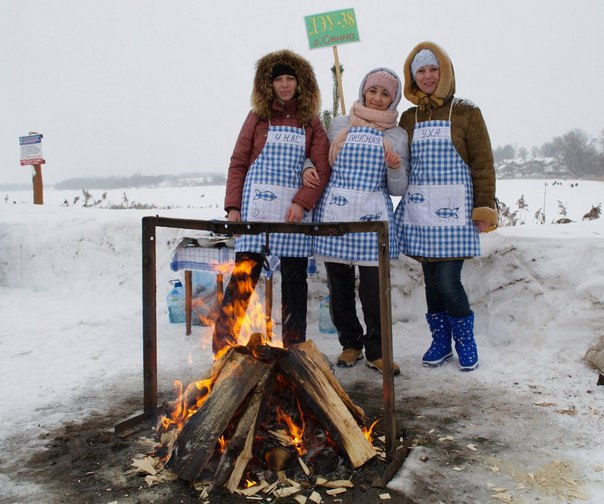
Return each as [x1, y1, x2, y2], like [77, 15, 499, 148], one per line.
[319, 294, 337, 334]
[307, 256, 317, 276]
[167, 279, 185, 323]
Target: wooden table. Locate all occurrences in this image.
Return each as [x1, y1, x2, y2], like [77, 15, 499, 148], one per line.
[170, 237, 236, 335]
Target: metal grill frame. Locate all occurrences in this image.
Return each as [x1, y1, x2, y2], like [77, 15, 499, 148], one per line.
[116, 216, 406, 473]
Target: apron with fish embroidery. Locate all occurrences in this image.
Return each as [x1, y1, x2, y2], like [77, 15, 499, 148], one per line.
[394, 100, 480, 258]
[237, 123, 311, 257]
[314, 125, 399, 264]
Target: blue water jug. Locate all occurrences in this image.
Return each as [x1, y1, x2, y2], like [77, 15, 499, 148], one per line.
[307, 256, 317, 276]
[319, 294, 337, 334]
[167, 279, 186, 324]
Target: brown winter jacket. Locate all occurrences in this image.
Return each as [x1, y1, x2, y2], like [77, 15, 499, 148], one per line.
[224, 50, 330, 213]
[400, 41, 498, 229]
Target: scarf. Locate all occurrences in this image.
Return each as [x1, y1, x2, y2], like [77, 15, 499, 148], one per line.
[328, 100, 398, 166]
[416, 90, 445, 118]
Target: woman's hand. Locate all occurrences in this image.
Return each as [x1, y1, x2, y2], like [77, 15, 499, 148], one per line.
[385, 151, 401, 169]
[286, 202, 305, 222]
[227, 209, 241, 222]
[302, 166, 320, 188]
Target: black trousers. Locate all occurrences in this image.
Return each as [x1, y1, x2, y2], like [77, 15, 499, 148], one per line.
[279, 256, 308, 346]
[212, 252, 308, 353]
[325, 261, 382, 361]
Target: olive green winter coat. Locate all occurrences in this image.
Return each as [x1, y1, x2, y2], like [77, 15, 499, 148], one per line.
[400, 41, 498, 228]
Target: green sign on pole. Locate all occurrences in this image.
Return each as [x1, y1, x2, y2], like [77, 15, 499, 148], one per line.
[304, 8, 360, 49]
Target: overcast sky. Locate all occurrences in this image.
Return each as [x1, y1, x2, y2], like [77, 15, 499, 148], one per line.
[1, 0, 603, 186]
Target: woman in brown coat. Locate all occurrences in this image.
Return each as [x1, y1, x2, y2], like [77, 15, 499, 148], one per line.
[213, 49, 330, 354]
[394, 41, 497, 371]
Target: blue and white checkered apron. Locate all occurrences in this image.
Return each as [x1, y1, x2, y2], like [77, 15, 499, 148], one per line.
[314, 126, 399, 264]
[394, 103, 480, 258]
[237, 124, 311, 257]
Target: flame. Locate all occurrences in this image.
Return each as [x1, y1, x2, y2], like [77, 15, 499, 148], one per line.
[275, 373, 288, 387]
[217, 435, 227, 454]
[214, 341, 232, 360]
[276, 399, 306, 455]
[213, 257, 283, 358]
[216, 261, 234, 275]
[363, 419, 380, 444]
[324, 429, 336, 447]
[245, 479, 256, 488]
[159, 374, 216, 431]
[161, 258, 288, 433]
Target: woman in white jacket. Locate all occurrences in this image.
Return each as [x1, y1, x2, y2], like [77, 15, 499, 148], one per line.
[312, 67, 409, 374]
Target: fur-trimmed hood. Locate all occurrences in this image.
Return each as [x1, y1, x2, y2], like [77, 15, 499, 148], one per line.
[403, 41, 456, 109]
[251, 49, 321, 125]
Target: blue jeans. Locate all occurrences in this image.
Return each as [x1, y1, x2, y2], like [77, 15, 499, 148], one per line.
[421, 260, 471, 318]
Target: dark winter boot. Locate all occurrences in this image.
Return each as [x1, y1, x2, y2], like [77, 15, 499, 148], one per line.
[422, 312, 453, 367]
[448, 312, 479, 371]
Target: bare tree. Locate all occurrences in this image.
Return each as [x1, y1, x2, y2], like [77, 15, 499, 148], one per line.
[518, 147, 528, 160]
[493, 144, 516, 163]
[551, 129, 600, 177]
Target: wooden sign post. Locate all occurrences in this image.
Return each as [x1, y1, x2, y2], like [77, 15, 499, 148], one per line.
[304, 8, 361, 116]
[332, 46, 346, 115]
[19, 132, 45, 205]
[32, 163, 44, 205]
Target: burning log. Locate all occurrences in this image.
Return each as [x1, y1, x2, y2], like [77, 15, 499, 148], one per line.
[168, 349, 274, 481]
[214, 370, 273, 491]
[279, 341, 376, 468]
[161, 348, 234, 429]
[284, 340, 368, 425]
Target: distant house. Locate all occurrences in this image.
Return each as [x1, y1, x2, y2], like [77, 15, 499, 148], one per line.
[495, 158, 570, 179]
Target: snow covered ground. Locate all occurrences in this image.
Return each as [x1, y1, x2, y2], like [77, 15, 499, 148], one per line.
[1, 179, 603, 503]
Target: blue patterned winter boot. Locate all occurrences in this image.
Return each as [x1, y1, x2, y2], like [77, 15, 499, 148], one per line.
[448, 312, 479, 371]
[423, 312, 453, 367]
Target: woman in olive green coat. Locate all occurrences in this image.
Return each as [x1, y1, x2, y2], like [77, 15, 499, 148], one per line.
[394, 41, 497, 371]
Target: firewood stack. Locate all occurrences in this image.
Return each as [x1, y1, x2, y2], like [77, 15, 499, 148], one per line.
[156, 339, 377, 493]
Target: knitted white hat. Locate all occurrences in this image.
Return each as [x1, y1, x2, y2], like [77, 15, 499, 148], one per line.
[411, 49, 439, 76]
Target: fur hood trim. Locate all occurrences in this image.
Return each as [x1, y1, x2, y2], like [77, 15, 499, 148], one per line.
[252, 49, 321, 125]
[403, 41, 456, 106]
